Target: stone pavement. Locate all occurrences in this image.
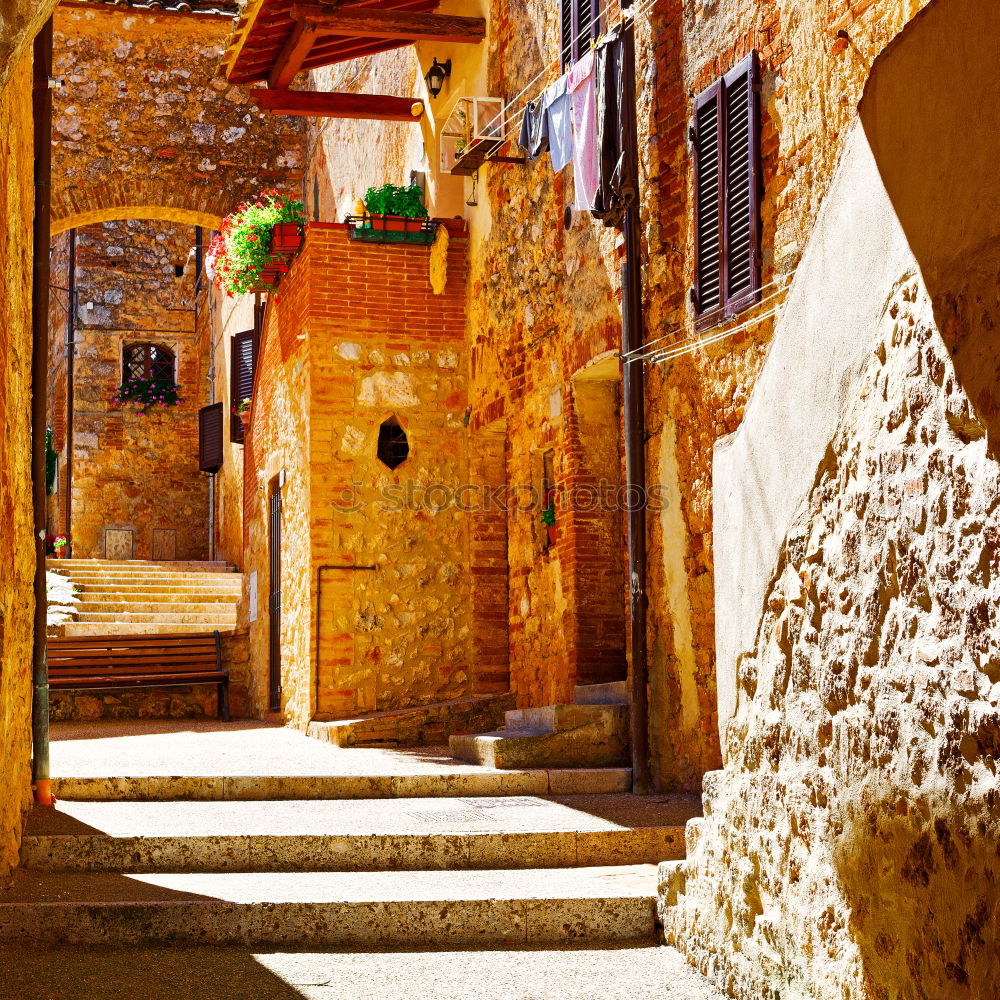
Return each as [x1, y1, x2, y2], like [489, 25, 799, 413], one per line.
[0, 944, 726, 1000]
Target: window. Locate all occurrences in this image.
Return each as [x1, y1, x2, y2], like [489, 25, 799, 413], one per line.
[231, 329, 256, 444]
[691, 52, 761, 331]
[377, 416, 409, 470]
[560, 0, 599, 68]
[123, 343, 175, 385]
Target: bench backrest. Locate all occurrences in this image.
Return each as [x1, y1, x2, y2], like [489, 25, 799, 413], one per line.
[48, 631, 222, 678]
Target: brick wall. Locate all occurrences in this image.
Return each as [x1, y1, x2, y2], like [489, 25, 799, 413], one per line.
[243, 224, 480, 725]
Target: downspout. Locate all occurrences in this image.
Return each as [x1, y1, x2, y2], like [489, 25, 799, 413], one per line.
[619, 6, 650, 794]
[64, 228, 75, 556]
[200, 230, 216, 563]
[31, 18, 55, 807]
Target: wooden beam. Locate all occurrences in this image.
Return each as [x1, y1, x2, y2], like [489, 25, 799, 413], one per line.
[255, 89, 425, 121]
[290, 5, 486, 44]
[268, 23, 318, 89]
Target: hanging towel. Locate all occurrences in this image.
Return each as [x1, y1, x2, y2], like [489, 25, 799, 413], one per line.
[592, 23, 636, 228]
[517, 96, 550, 161]
[568, 49, 599, 211]
[542, 73, 572, 173]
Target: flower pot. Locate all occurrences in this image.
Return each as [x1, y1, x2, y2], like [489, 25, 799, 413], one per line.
[375, 214, 424, 233]
[546, 523, 557, 546]
[255, 263, 283, 291]
[271, 223, 302, 254]
[238, 411, 251, 433]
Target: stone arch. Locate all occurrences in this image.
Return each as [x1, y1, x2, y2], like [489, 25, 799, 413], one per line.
[51, 181, 225, 237]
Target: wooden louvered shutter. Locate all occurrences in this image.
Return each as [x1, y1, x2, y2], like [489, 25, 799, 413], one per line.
[231, 329, 256, 443]
[692, 79, 724, 330]
[722, 52, 760, 315]
[199, 403, 224, 474]
[560, 0, 574, 68]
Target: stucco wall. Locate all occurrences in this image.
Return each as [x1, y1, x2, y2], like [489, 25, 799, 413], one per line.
[661, 2, 1000, 997]
[0, 51, 37, 876]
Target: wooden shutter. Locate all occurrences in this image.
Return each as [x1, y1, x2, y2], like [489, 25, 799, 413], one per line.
[560, 0, 574, 68]
[199, 402, 224, 474]
[230, 329, 256, 443]
[692, 52, 761, 330]
[692, 79, 724, 330]
[723, 52, 760, 315]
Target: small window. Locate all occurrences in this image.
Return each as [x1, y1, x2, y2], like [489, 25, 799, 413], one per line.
[123, 343, 176, 385]
[691, 52, 761, 330]
[560, 0, 599, 69]
[377, 416, 409, 470]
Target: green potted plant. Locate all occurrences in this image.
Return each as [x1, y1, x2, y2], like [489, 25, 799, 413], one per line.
[233, 396, 252, 433]
[362, 183, 429, 235]
[541, 497, 557, 547]
[209, 189, 307, 297]
[52, 535, 68, 559]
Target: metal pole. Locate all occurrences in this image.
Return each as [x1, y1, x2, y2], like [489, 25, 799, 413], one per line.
[65, 228, 75, 556]
[201, 256, 216, 563]
[618, 9, 650, 794]
[31, 18, 55, 806]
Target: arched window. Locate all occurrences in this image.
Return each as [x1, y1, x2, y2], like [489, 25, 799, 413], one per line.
[123, 343, 175, 385]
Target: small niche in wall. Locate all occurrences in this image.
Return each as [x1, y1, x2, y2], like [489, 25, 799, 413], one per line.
[377, 416, 409, 470]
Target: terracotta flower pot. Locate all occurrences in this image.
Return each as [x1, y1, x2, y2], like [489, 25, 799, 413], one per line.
[238, 411, 251, 433]
[546, 523, 557, 546]
[271, 223, 302, 254]
[255, 263, 282, 291]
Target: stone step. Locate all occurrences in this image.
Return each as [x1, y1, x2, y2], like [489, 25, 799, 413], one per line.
[504, 704, 628, 734]
[53, 574, 242, 587]
[0, 866, 658, 947]
[573, 681, 629, 705]
[48, 560, 234, 573]
[74, 601, 241, 615]
[60, 623, 236, 636]
[450, 724, 630, 770]
[21, 795, 694, 873]
[51, 768, 634, 802]
[73, 611, 238, 624]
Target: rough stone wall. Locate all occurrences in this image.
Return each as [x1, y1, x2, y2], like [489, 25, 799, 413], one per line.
[46, 220, 210, 561]
[0, 51, 37, 876]
[0, 0, 55, 90]
[662, 270, 1000, 1000]
[50, 4, 304, 232]
[661, 2, 1000, 996]
[643, 0, 936, 789]
[243, 225, 473, 726]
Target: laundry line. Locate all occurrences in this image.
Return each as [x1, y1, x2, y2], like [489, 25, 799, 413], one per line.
[621, 271, 797, 362]
[472, 0, 664, 158]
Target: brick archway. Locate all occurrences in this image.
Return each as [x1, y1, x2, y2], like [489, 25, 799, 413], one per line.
[51, 182, 224, 237]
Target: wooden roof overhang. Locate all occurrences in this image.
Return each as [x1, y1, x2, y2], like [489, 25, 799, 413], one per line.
[223, 0, 486, 90]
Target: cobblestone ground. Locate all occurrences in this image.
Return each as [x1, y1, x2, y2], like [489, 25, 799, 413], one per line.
[0, 945, 725, 1000]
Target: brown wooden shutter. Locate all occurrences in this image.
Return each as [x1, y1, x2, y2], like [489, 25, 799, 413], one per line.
[722, 52, 761, 315]
[230, 329, 256, 443]
[560, 0, 574, 68]
[692, 79, 724, 330]
[199, 402, 224, 474]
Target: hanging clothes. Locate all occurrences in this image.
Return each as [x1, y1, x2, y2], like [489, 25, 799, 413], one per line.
[568, 49, 599, 211]
[592, 23, 637, 229]
[517, 96, 550, 161]
[542, 72, 573, 173]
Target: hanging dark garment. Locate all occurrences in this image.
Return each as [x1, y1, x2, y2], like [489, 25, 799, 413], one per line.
[517, 96, 550, 161]
[592, 23, 637, 229]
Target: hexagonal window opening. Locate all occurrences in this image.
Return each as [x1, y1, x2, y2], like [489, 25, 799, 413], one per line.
[377, 415, 409, 470]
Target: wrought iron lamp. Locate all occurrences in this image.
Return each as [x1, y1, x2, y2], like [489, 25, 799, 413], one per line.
[424, 58, 451, 98]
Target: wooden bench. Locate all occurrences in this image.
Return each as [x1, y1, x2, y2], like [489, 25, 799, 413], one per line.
[48, 631, 230, 720]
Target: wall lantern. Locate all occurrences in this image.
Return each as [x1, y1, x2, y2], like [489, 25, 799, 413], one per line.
[424, 58, 451, 99]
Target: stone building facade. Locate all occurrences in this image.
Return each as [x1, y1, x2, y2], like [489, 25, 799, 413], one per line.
[0, 47, 37, 877]
[47, 220, 211, 560]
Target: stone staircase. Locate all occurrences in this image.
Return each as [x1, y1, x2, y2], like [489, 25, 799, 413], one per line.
[45, 559, 242, 636]
[2, 757, 700, 949]
[450, 681, 630, 769]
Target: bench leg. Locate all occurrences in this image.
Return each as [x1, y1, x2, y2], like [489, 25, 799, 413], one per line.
[218, 677, 231, 722]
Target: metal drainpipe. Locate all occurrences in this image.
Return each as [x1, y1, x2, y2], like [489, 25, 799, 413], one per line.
[31, 18, 55, 807]
[203, 263, 216, 563]
[64, 228, 75, 557]
[619, 6, 650, 795]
